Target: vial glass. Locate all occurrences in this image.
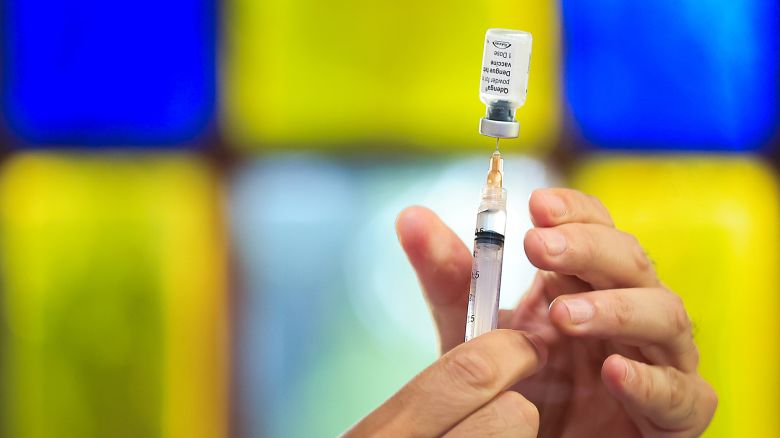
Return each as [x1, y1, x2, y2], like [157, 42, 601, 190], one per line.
[479, 28, 532, 138]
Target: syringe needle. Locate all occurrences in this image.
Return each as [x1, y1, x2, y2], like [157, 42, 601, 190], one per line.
[495, 138, 500, 152]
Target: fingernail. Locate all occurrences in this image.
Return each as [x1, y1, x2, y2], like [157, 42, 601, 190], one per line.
[561, 298, 594, 324]
[546, 195, 566, 218]
[536, 228, 567, 255]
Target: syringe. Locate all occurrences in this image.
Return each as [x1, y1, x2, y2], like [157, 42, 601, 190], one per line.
[465, 149, 507, 341]
[464, 28, 531, 340]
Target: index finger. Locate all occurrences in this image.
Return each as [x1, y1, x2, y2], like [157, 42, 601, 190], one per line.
[396, 206, 473, 353]
[529, 188, 614, 227]
[348, 330, 547, 437]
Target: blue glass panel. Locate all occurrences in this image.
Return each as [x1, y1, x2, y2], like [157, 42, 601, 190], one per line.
[2, 0, 215, 146]
[563, 1, 778, 151]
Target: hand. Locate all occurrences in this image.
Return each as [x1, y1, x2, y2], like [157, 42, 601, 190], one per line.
[390, 188, 717, 437]
[343, 329, 548, 437]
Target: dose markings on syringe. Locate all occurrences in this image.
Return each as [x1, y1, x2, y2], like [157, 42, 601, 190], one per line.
[466, 242, 504, 340]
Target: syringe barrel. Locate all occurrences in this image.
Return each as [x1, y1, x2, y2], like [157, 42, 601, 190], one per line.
[465, 238, 504, 341]
[465, 188, 507, 341]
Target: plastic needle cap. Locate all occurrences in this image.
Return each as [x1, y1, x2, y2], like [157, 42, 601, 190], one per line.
[486, 151, 503, 189]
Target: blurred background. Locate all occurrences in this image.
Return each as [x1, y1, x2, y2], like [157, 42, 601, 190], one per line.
[0, 0, 778, 437]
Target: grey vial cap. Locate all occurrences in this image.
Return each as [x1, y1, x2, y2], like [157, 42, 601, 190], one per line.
[480, 118, 520, 138]
[480, 100, 519, 138]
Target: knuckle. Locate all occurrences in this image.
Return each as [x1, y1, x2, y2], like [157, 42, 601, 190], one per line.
[588, 194, 614, 225]
[641, 367, 655, 404]
[611, 294, 635, 328]
[446, 349, 499, 392]
[694, 377, 718, 412]
[666, 367, 686, 411]
[554, 188, 574, 204]
[685, 342, 700, 370]
[583, 226, 600, 255]
[669, 294, 692, 335]
[625, 232, 652, 273]
[502, 392, 540, 429]
[574, 226, 601, 270]
[704, 381, 719, 415]
[586, 194, 603, 210]
[501, 390, 528, 410]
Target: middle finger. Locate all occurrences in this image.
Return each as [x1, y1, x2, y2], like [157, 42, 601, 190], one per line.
[549, 288, 698, 372]
[524, 223, 660, 290]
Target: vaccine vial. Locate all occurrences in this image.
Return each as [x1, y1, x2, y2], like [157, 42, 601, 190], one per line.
[479, 28, 532, 139]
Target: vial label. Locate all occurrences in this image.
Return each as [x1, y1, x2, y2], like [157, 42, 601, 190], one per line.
[480, 30, 532, 106]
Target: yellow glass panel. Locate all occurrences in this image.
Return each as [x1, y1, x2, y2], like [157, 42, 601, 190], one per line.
[0, 154, 228, 438]
[572, 156, 780, 438]
[222, 0, 560, 152]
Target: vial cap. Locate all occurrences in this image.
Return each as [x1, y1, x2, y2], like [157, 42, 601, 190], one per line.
[479, 118, 520, 139]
